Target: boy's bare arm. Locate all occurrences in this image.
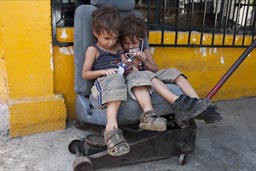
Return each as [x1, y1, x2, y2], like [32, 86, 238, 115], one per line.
[142, 49, 158, 72]
[133, 49, 158, 72]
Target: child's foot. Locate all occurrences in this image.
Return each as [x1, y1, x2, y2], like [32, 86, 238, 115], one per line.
[195, 105, 223, 124]
[172, 95, 211, 121]
[139, 110, 167, 131]
[103, 128, 130, 156]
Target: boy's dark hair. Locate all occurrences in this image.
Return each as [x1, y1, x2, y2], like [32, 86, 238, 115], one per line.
[92, 5, 121, 36]
[120, 14, 147, 41]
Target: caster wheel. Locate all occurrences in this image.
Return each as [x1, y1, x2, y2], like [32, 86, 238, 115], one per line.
[68, 140, 83, 155]
[178, 154, 186, 165]
[73, 156, 93, 171]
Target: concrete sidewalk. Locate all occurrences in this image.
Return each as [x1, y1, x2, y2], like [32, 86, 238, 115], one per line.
[1, 97, 256, 171]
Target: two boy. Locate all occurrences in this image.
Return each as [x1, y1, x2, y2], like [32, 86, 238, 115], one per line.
[82, 5, 222, 157]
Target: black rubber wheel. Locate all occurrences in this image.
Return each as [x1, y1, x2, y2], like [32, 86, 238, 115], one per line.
[82, 140, 90, 156]
[178, 153, 186, 165]
[73, 156, 93, 171]
[68, 140, 83, 155]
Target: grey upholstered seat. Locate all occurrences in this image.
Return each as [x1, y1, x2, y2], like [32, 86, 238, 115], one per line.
[74, 4, 183, 126]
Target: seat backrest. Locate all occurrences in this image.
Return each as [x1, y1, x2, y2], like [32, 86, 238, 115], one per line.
[74, 5, 97, 96]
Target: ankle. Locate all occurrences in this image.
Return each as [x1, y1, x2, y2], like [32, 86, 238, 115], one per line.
[143, 108, 154, 113]
[105, 125, 118, 132]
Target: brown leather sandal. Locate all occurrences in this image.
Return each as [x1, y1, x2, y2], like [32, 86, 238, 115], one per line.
[103, 128, 130, 156]
[139, 110, 167, 131]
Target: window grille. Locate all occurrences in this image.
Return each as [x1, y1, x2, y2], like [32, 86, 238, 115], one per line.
[136, 0, 256, 47]
[51, 0, 89, 46]
[51, 0, 256, 47]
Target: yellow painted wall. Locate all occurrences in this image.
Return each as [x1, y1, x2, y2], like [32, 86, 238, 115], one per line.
[0, 1, 67, 137]
[53, 45, 76, 120]
[53, 28, 256, 122]
[149, 32, 256, 101]
[153, 47, 256, 101]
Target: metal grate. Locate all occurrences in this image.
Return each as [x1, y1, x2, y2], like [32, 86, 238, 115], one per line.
[51, 0, 89, 46]
[51, 0, 256, 47]
[136, 0, 256, 47]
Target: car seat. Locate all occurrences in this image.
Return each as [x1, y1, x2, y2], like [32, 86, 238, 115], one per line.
[74, 4, 184, 126]
[70, 5, 197, 170]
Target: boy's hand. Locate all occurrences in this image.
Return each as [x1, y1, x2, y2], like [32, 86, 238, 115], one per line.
[134, 51, 146, 62]
[102, 68, 117, 76]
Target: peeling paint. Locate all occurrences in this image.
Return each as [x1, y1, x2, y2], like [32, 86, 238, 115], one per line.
[59, 47, 71, 55]
[1, 24, 5, 32]
[220, 56, 225, 64]
[50, 45, 53, 71]
[214, 48, 217, 53]
[194, 49, 198, 55]
[200, 47, 207, 56]
[50, 56, 53, 71]
[60, 30, 68, 39]
[149, 47, 155, 55]
[68, 47, 74, 55]
[50, 44, 53, 56]
[179, 34, 185, 39]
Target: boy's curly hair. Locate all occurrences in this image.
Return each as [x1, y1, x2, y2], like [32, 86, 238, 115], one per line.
[120, 14, 147, 41]
[92, 5, 121, 36]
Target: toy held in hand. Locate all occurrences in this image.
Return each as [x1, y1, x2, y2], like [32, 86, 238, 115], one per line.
[123, 48, 141, 74]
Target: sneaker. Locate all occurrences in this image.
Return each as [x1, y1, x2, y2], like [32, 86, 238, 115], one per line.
[139, 110, 167, 131]
[195, 105, 223, 124]
[173, 95, 211, 121]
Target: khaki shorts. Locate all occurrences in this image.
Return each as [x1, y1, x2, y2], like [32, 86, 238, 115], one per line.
[125, 70, 156, 100]
[155, 68, 183, 83]
[91, 74, 127, 108]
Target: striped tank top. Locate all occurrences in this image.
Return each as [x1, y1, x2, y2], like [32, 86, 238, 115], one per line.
[91, 44, 122, 71]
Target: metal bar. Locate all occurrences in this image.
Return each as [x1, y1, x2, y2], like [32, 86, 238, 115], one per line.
[146, 0, 150, 41]
[226, 0, 232, 28]
[220, 0, 225, 28]
[206, 39, 256, 99]
[212, 0, 219, 46]
[161, 0, 165, 45]
[200, 0, 207, 45]
[226, 0, 234, 46]
[230, 0, 236, 29]
[232, 0, 240, 46]
[252, 0, 256, 42]
[155, 0, 161, 25]
[188, 0, 194, 45]
[250, 1, 256, 26]
[174, 0, 180, 45]
[222, 0, 229, 46]
[242, 0, 250, 46]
